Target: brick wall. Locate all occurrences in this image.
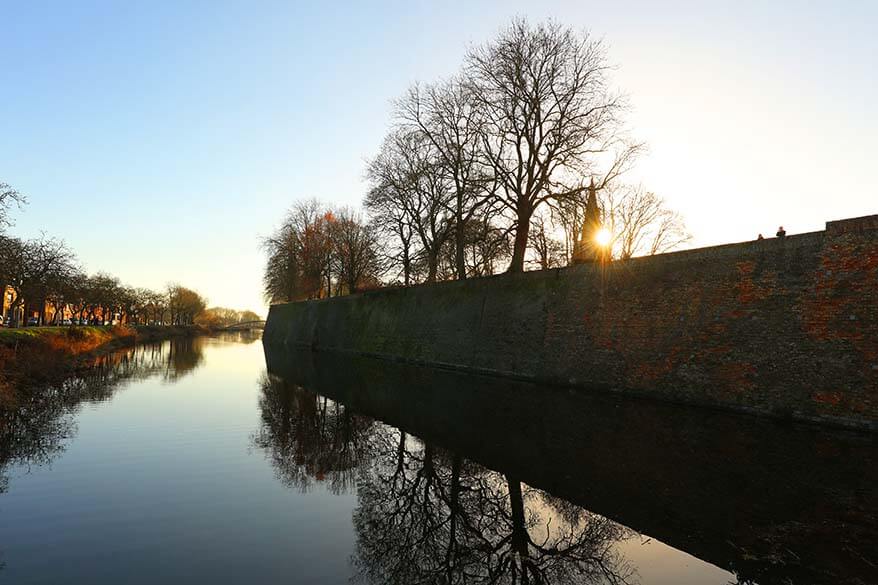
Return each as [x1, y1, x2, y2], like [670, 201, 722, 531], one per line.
[264, 214, 878, 429]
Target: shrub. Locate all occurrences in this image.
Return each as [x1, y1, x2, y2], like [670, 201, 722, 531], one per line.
[65, 327, 87, 341]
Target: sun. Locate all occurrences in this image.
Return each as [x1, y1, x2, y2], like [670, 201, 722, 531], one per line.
[595, 227, 612, 247]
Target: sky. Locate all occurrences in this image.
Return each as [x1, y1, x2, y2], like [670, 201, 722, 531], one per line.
[2, 1, 876, 314]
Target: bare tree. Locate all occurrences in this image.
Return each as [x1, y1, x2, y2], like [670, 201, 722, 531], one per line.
[0, 182, 26, 231]
[604, 185, 691, 260]
[86, 273, 123, 324]
[145, 289, 168, 325]
[366, 130, 454, 283]
[166, 284, 207, 325]
[0, 183, 27, 321]
[0, 236, 26, 325]
[4, 235, 78, 325]
[262, 200, 337, 302]
[287, 200, 335, 298]
[262, 221, 302, 303]
[331, 208, 382, 294]
[464, 217, 510, 276]
[365, 183, 416, 286]
[549, 173, 644, 267]
[466, 18, 632, 273]
[395, 79, 494, 280]
[0, 191, 208, 326]
[466, 19, 623, 272]
[527, 211, 567, 270]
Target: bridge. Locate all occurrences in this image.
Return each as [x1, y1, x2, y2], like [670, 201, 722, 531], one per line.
[219, 320, 266, 331]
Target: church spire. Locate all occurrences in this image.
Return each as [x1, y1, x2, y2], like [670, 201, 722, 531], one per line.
[572, 178, 606, 264]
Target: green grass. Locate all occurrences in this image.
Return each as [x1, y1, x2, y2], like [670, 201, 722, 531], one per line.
[0, 326, 114, 347]
[0, 324, 207, 347]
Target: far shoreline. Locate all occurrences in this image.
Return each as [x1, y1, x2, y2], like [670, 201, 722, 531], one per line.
[0, 324, 211, 407]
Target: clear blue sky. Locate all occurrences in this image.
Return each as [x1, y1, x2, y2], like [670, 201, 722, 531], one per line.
[3, 1, 876, 313]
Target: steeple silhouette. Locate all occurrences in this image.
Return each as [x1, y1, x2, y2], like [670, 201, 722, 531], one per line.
[572, 178, 605, 264]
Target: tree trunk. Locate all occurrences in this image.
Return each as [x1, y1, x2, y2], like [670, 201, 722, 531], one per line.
[12, 299, 22, 327]
[402, 246, 411, 287]
[395, 431, 406, 475]
[507, 475, 532, 581]
[454, 213, 467, 280]
[508, 476, 527, 553]
[426, 250, 439, 283]
[508, 209, 532, 273]
[445, 454, 462, 575]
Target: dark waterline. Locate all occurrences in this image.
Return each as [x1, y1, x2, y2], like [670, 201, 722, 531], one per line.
[0, 334, 873, 584]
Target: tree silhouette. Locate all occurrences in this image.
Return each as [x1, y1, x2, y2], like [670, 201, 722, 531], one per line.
[0, 338, 206, 494]
[252, 374, 373, 494]
[350, 427, 636, 584]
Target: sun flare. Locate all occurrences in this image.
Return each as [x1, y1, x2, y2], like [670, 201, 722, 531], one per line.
[595, 227, 612, 247]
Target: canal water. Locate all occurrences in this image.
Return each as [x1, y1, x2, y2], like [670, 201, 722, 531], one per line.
[0, 334, 874, 584]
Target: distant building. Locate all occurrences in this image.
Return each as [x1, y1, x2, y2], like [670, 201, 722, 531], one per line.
[571, 179, 609, 264]
[2, 285, 24, 324]
[1, 286, 82, 325]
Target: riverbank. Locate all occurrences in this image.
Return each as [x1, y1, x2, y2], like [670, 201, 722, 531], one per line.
[0, 325, 207, 406]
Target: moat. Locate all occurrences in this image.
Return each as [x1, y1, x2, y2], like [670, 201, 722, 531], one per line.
[0, 334, 874, 584]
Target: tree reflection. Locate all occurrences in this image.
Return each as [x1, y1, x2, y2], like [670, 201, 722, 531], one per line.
[219, 330, 263, 345]
[163, 336, 206, 381]
[252, 374, 373, 494]
[352, 426, 635, 585]
[0, 338, 206, 493]
[252, 377, 636, 584]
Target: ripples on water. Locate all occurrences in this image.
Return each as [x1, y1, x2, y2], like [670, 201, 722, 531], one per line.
[0, 333, 874, 584]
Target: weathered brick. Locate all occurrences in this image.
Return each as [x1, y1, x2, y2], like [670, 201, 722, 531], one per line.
[264, 214, 878, 430]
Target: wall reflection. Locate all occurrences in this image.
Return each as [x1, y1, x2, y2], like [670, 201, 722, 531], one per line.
[262, 346, 878, 585]
[254, 373, 636, 584]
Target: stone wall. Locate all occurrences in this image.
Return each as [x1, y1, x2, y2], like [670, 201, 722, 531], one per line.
[264, 215, 878, 429]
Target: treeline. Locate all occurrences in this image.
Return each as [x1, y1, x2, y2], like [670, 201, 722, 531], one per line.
[263, 203, 382, 301]
[196, 307, 263, 329]
[263, 19, 690, 303]
[0, 182, 215, 327]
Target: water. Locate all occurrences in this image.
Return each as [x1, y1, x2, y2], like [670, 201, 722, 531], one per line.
[0, 334, 874, 584]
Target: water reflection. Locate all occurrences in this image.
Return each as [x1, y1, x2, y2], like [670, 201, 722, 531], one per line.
[1, 336, 872, 584]
[353, 428, 634, 584]
[254, 374, 635, 584]
[262, 347, 877, 585]
[252, 374, 371, 494]
[0, 336, 207, 494]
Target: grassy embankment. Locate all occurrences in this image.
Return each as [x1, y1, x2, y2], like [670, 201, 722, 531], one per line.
[0, 325, 205, 405]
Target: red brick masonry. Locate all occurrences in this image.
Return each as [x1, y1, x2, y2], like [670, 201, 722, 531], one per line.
[265, 215, 878, 430]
